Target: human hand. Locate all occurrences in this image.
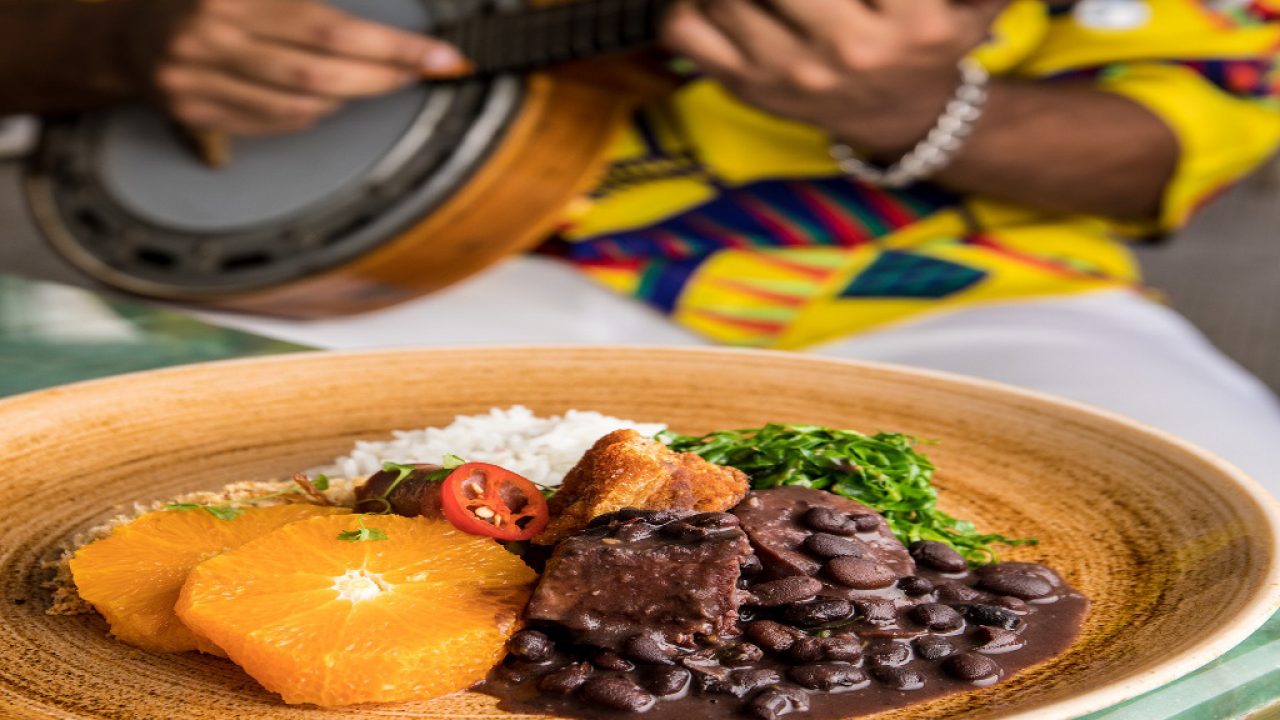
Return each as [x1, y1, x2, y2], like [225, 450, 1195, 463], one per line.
[137, 0, 468, 135]
[660, 0, 1006, 157]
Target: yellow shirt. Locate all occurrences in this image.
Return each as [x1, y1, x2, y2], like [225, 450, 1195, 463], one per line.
[553, 0, 1280, 348]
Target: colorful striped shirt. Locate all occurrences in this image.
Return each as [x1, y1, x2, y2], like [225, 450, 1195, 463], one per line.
[551, 0, 1280, 348]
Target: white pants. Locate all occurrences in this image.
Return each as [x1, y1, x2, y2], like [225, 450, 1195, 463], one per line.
[193, 255, 1280, 497]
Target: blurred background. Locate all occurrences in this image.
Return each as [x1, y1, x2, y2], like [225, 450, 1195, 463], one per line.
[1132, 159, 1280, 393]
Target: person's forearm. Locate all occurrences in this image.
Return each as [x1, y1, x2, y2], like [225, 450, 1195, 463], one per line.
[661, 0, 1180, 224]
[0, 0, 178, 114]
[871, 80, 1179, 222]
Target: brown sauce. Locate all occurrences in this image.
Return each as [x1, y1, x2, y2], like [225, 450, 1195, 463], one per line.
[481, 488, 1089, 719]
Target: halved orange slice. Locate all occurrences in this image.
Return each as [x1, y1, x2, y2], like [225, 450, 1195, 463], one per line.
[175, 514, 537, 706]
[69, 503, 349, 654]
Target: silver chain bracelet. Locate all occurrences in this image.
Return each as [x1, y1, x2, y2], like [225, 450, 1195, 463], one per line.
[829, 58, 989, 189]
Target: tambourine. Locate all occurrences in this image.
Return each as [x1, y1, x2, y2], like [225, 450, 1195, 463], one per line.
[26, 0, 668, 317]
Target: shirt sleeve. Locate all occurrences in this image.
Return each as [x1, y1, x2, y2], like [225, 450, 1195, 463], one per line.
[1013, 0, 1280, 231]
[1098, 61, 1280, 230]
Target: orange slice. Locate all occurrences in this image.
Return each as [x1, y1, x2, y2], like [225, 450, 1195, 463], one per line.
[175, 515, 537, 706]
[69, 503, 349, 654]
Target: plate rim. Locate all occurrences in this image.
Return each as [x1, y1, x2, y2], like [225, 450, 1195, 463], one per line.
[3, 344, 1278, 720]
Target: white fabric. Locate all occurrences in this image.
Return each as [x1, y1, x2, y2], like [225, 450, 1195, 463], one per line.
[0, 116, 37, 159]
[193, 255, 1280, 496]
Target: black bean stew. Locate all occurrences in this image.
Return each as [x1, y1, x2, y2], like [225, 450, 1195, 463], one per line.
[482, 487, 1088, 719]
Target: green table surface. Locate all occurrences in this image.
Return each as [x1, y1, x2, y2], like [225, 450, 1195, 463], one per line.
[2, 273, 1276, 719]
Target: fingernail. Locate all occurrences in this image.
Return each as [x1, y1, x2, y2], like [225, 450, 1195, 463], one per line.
[422, 45, 464, 73]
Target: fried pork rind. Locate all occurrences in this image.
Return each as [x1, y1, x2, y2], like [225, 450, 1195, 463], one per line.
[534, 429, 749, 544]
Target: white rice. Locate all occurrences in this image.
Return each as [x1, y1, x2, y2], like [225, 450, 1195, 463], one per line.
[323, 406, 666, 488]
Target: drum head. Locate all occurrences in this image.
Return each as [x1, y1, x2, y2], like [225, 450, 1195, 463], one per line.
[28, 0, 523, 296]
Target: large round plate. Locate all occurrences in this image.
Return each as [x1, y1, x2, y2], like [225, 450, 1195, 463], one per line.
[1, 347, 1277, 719]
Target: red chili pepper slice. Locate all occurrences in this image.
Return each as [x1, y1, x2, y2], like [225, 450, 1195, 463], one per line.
[440, 462, 550, 541]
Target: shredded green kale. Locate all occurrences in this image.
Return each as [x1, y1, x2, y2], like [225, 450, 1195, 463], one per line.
[659, 424, 1034, 565]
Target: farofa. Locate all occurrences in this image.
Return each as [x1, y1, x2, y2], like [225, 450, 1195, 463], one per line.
[44, 476, 362, 615]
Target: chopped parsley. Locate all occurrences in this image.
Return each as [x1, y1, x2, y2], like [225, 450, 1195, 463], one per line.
[337, 517, 389, 543]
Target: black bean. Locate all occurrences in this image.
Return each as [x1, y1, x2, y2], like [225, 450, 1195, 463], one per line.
[784, 635, 826, 663]
[740, 554, 764, 576]
[909, 541, 968, 573]
[688, 665, 732, 695]
[992, 561, 1062, 586]
[977, 572, 1054, 600]
[495, 659, 543, 684]
[788, 662, 869, 692]
[646, 510, 682, 525]
[781, 597, 855, 626]
[693, 667, 783, 697]
[643, 666, 691, 697]
[580, 676, 656, 713]
[582, 524, 611, 538]
[751, 576, 823, 607]
[802, 533, 864, 559]
[589, 508, 641, 527]
[506, 629, 554, 662]
[913, 635, 956, 661]
[911, 603, 965, 632]
[935, 582, 983, 604]
[965, 604, 1023, 631]
[592, 650, 635, 672]
[826, 556, 897, 589]
[803, 507, 857, 535]
[943, 652, 1001, 683]
[898, 575, 935, 597]
[746, 620, 800, 654]
[688, 511, 740, 529]
[855, 599, 898, 626]
[851, 514, 882, 532]
[660, 520, 709, 542]
[537, 662, 593, 694]
[613, 520, 657, 542]
[972, 626, 1026, 654]
[995, 595, 1030, 614]
[818, 634, 863, 662]
[720, 642, 765, 666]
[749, 685, 810, 720]
[732, 668, 784, 696]
[864, 640, 911, 667]
[869, 665, 925, 690]
[624, 633, 679, 665]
